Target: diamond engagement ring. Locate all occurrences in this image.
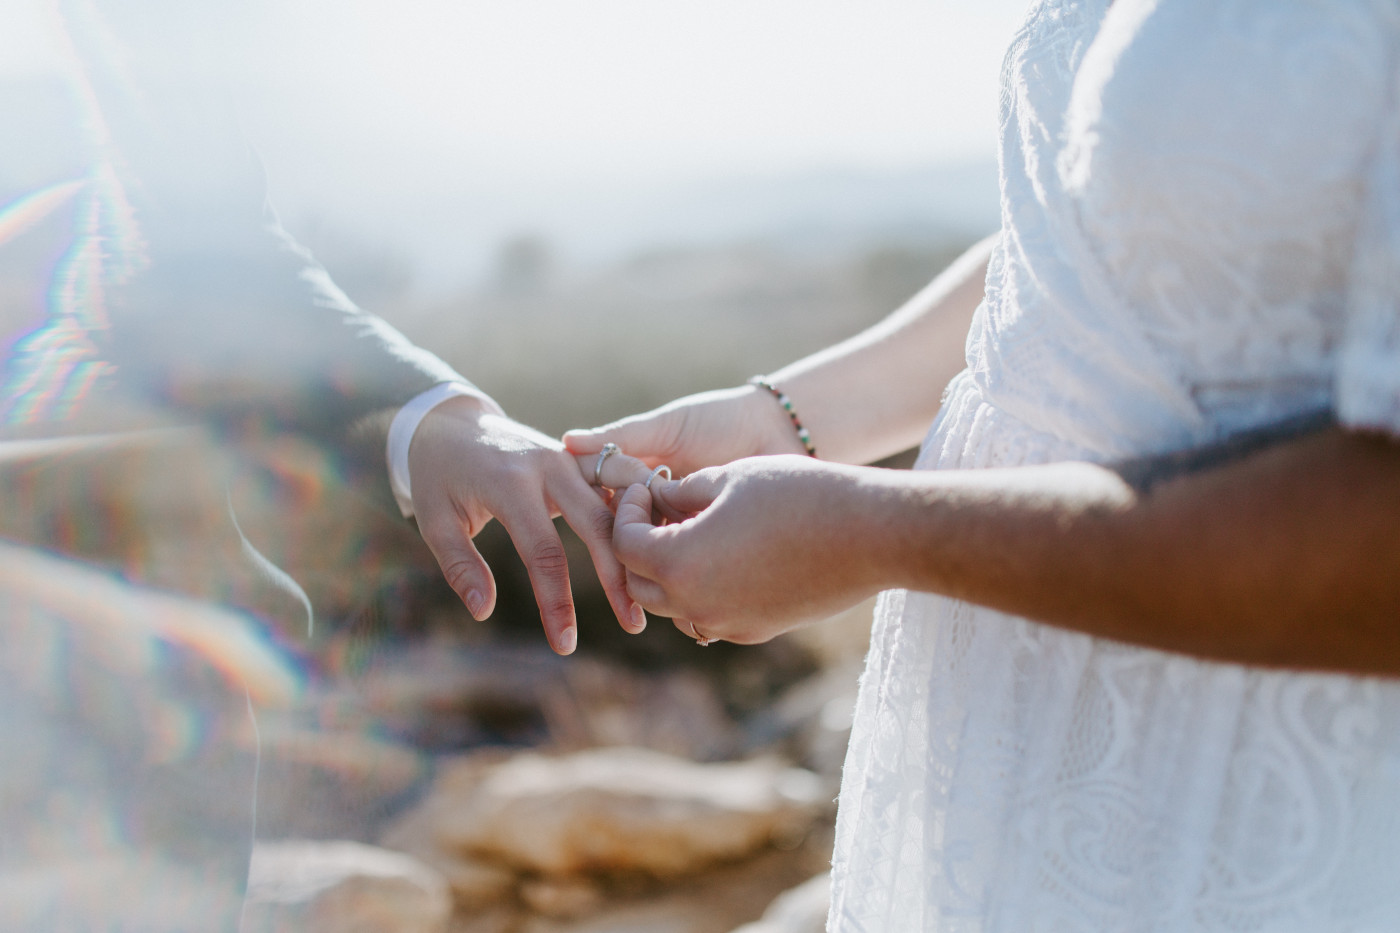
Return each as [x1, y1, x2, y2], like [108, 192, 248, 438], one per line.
[645, 465, 671, 491]
[593, 443, 621, 486]
[690, 621, 713, 647]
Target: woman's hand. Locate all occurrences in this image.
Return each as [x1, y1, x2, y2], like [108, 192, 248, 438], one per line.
[610, 456, 889, 644]
[562, 384, 809, 478]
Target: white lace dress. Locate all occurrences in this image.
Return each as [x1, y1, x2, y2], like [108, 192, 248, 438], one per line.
[829, 1, 1400, 930]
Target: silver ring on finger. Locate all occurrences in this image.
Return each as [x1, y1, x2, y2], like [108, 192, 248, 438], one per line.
[593, 443, 621, 486]
[688, 620, 713, 647]
[645, 464, 672, 491]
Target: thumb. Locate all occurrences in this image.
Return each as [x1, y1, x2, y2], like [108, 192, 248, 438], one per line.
[417, 515, 497, 620]
[613, 483, 658, 537]
[612, 483, 668, 577]
[653, 471, 722, 519]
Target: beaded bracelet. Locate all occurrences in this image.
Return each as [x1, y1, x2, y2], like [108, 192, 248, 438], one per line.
[748, 376, 818, 458]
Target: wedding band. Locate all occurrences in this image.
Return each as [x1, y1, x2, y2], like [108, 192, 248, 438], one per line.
[645, 465, 672, 491]
[593, 443, 621, 486]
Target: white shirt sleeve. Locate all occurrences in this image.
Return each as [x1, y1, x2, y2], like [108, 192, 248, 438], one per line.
[386, 382, 503, 518]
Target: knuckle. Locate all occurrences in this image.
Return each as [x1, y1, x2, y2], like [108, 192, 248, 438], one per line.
[585, 505, 615, 542]
[528, 540, 571, 579]
[439, 556, 479, 595]
[544, 594, 575, 620]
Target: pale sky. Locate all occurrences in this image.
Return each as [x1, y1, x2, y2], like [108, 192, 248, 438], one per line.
[246, 0, 1026, 180]
[2, 0, 1030, 287]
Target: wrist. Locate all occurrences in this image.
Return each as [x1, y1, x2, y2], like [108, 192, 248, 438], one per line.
[389, 383, 504, 517]
[845, 467, 926, 595]
[791, 461, 914, 604]
[742, 380, 815, 458]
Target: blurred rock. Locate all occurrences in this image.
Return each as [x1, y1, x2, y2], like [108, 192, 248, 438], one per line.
[448, 907, 524, 933]
[538, 659, 739, 760]
[254, 723, 428, 839]
[728, 873, 830, 933]
[519, 897, 718, 933]
[779, 598, 875, 670]
[514, 828, 834, 933]
[243, 840, 452, 933]
[379, 749, 520, 910]
[337, 641, 742, 759]
[745, 664, 860, 782]
[434, 857, 519, 911]
[519, 876, 605, 919]
[330, 641, 562, 750]
[397, 747, 826, 880]
[736, 600, 871, 782]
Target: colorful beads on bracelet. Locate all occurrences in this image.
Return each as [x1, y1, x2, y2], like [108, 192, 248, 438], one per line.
[748, 376, 818, 458]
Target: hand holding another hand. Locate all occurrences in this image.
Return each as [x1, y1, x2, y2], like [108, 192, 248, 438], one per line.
[563, 384, 869, 646]
[608, 456, 887, 646]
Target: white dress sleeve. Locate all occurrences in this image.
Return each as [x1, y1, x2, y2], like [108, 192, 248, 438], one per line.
[1337, 63, 1400, 437]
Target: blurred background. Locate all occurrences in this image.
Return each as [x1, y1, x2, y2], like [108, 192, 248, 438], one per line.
[0, 1, 1022, 930]
[2, 0, 1016, 429]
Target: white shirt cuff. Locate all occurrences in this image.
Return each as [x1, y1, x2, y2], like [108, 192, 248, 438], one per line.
[386, 382, 500, 518]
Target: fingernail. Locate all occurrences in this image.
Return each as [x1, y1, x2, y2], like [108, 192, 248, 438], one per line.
[465, 589, 485, 619]
[558, 626, 578, 654]
[630, 604, 647, 632]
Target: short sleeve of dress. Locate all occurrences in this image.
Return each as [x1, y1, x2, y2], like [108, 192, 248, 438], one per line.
[1337, 62, 1400, 437]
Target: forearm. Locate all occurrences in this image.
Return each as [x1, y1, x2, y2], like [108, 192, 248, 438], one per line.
[767, 232, 995, 465]
[564, 235, 993, 475]
[860, 424, 1400, 674]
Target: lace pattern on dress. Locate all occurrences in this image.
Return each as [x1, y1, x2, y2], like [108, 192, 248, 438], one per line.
[830, 3, 1400, 929]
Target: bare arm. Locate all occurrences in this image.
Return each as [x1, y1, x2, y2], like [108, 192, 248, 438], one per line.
[765, 232, 996, 464]
[879, 420, 1400, 672]
[564, 233, 995, 470]
[616, 417, 1400, 675]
